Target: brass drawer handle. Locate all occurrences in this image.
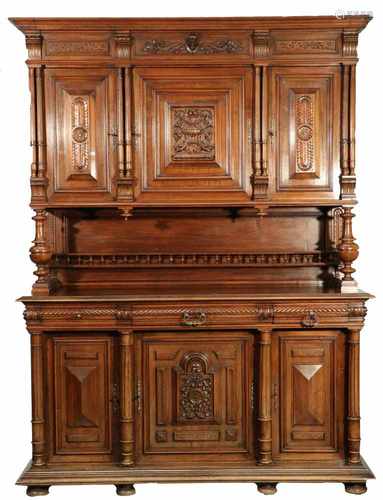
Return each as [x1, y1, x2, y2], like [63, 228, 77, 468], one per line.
[301, 310, 318, 328]
[181, 311, 207, 327]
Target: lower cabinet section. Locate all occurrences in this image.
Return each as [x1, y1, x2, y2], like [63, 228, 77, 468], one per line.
[136, 331, 254, 463]
[272, 330, 345, 460]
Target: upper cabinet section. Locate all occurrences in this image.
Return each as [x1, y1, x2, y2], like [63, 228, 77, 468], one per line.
[11, 16, 370, 209]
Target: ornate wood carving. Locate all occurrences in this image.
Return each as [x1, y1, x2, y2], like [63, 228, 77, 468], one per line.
[338, 207, 359, 290]
[342, 31, 359, 57]
[25, 32, 43, 59]
[119, 331, 135, 465]
[340, 64, 356, 199]
[347, 328, 361, 464]
[171, 107, 215, 160]
[275, 39, 336, 53]
[252, 31, 271, 57]
[46, 40, 109, 56]
[71, 97, 90, 171]
[295, 95, 315, 172]
[143, 33, 244, 55]
[177, 353, 214, 422]
[114, 32, 134, 58]
[181, 311, 207, 327]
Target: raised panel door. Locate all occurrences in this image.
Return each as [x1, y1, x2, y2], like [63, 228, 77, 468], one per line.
[270, 67, 340, 201]
[133, 67, 253, 203]
[45, 68, 118, 204]
[137, 332, 254, 463]
[48, 335, 117, 462]
[272, 330, 345, 460]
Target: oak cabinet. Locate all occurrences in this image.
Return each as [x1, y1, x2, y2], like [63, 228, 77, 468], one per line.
[45, 69, 118, 204]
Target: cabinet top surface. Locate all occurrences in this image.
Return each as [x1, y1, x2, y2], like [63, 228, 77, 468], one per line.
[9, 15, 371, 33]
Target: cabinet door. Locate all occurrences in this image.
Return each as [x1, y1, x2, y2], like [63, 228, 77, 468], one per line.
[137, 332, 254, 463]
[45, 68, 117, 204]
[270, 67, 340, 201]
[133, 67, 253, 204]
[272, 330, 345, 460]
[47, 335, 117, 462]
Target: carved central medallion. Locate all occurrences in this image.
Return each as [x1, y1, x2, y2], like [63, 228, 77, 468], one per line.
[178, 353, 214, 421]
[72, 126, 88, 143]
[171, 107, 215, 161]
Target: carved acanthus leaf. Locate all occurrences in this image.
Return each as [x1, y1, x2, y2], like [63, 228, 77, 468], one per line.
[143, 33, 243, 55]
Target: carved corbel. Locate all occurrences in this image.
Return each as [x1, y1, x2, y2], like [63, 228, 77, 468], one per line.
[25, 31, 43, 59]
[252, 31, 271, 57]
[30, 209, 52, 295]
[342, 30, 359, 58]
[114, 31, 134, 58]
[338, 207, 359, 292]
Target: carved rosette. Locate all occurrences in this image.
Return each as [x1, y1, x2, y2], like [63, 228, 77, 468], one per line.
[171, 107, 215, 160]
[296, 95, 315, 172]
[177, 353, 214, 422]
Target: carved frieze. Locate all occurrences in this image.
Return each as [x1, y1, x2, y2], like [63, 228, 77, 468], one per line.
[45, 40, 109, 56]
[143, 33, 244, 55]
[171, 107, 215, 161]
[275, 39, 337, 53]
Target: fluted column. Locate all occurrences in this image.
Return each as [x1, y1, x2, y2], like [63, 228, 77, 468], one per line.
[347, 328, 361, 464]
[119, 330, 135, 466]
[30, 330, 46, 466]
[257, 328, 272, 464]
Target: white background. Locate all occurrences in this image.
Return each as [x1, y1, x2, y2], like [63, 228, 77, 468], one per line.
[0, 0, 382, 498]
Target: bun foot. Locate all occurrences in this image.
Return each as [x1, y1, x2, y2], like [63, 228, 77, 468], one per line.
[256, 483, 278, 495]
[26, 486, 50, 496]
[116, 484, 136, 496]
[344, 482, 367, 495]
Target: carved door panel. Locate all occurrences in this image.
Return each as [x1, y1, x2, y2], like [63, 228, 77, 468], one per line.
[137, 332, 254, 463]
[47, 334, 117, 462]
[270, 67, 340, 201]
[133, 67, 253, 203]
[272, 330, 345, 460]
[45, 68, 118, 204]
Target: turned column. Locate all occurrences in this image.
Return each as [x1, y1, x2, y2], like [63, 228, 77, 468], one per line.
[257, 328, 272, 464]
[30, 209, 51, 295]
[119, 330, 135, 466]
[29, 330, 46, 466]
[347, 328, 361, 464]
[338, 207, 359, 292]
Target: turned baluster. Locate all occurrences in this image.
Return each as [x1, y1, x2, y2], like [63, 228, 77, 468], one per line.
[338, 207, 359, 291]
[30, 209, 51, 295]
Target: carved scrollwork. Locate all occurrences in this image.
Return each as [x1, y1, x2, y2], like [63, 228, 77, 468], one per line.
[143, 32, 243, 55]
[296, 95, 315, 172]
